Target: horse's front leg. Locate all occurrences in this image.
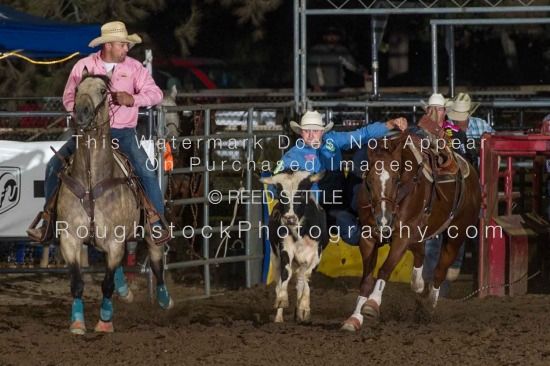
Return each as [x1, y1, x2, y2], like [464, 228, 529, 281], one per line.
[409, 240, 426, 294]
[342, 237, 378, 331]
[369, 238, 411, 316]
[146, 237, 174, 310]
[94, 241, 125, 333]
[114, 265, 134, 303]
[61, 237, 86, 335]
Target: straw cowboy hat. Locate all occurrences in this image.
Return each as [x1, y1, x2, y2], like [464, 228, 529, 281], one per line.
[290, 110, 334, 134]
[89, 21, 142, 48]
[448, 93, 480, 121]
[420, 93, 453, 113]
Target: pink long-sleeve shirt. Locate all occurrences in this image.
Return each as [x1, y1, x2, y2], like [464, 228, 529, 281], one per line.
[63, 51, 163, 129]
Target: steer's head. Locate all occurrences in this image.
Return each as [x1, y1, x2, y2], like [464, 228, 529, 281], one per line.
[260, 170, 325, 227]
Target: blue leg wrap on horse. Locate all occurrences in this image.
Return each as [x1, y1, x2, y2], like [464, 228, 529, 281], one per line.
[71, 298, 84, 323]
[100, 298, 113, 322]
[114, 266, 129, 297]
[157, 285, 171, 309]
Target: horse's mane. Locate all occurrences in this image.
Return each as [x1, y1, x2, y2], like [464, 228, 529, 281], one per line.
[367, 132, 408, 159]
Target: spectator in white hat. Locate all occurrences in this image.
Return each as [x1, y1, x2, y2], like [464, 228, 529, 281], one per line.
[448, 92, 493, 140]
[412, 93, 453, 141]
[424, 92, 493, 298]
[421, 93, 453, 118]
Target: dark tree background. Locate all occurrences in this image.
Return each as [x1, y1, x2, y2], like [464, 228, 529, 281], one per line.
[2, 0, 550, 97]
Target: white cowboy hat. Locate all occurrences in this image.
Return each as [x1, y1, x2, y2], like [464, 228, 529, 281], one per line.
[290, 110, 334, 134]
[89, 21, 142, 48]
[447, 93, 480, 121]
[420, 93, 453, 113]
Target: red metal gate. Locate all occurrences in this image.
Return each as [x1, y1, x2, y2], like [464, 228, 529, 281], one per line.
[479, 133, 550, 297]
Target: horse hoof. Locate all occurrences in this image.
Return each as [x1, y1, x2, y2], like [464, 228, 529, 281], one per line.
[341, 315, 362, 332]
[361, 299, 380, 320]
[294, 308, 311, 324]
[160, 297, 174, 310]
[119, 289, 134, 304]
[69, 320, 86, 335]
[157, 286, 174, 310]
[158, 294, 174, 310]
[411, 281, 425, 294]
[94, 320, 114, 333]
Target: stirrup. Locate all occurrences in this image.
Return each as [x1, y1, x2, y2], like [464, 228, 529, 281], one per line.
[150, 226, 171, 245]
[27, 213, 54, 243]
[27, 226, 46, 243]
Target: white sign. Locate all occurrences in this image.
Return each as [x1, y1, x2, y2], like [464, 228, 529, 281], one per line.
[0, 140, 65, 238]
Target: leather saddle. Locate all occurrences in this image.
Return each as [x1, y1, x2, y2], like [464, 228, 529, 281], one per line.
[27, 150, 168, 245]
[407, 133, 468, 183]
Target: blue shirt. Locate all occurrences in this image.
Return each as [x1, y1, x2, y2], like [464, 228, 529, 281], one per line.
[274, 122, 390, 175]
[273, 122, 390, 202]
[466, 117, 494, 140]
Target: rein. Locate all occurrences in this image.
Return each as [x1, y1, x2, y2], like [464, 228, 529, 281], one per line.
[363, 159, 425, 217]
[60, 84, 134, 244]
[72, 91, 110, 132]
[362, 141, 467, 239]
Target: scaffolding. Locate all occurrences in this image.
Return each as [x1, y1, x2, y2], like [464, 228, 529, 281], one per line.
[295, 0, 550, 111]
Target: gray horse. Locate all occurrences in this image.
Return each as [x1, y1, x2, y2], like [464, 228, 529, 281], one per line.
[57, 68, 173, 334]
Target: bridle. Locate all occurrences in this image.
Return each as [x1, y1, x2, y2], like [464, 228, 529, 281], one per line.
[362, 153, 426, 231]
[60, 76, 134, 243]
[363, 174, 400, 217]
[73, 77, 112, 132]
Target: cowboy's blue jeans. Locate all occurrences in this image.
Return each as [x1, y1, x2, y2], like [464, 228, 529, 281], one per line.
[44, 128, 164, 217]
[422, 235, 465, 289]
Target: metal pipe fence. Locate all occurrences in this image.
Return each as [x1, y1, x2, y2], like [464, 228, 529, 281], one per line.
[1, 96, 549, 300]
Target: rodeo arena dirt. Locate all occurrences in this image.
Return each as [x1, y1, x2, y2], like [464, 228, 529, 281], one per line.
[2, 95, 550, 366]
[1, 273, 550, 365]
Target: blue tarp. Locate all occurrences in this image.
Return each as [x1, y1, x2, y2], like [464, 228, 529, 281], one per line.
[0, 5, 100, 58]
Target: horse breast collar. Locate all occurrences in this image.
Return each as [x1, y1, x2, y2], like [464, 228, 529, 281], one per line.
[58, 149, 139, 244]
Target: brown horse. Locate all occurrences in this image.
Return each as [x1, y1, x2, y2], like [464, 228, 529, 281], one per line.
[57, 68, 173, 335]
[341, 131, 481, 331]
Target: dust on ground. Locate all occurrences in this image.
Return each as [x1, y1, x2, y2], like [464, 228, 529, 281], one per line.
[1, 272, 549, 366]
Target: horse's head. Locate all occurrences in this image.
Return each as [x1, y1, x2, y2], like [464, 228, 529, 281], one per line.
[74, 67, 112, 131]
[162, 85, 180, 139]
[363, 133, 406, 237]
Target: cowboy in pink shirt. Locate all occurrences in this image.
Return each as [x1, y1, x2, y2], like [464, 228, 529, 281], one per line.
[28, 21, 170, 246]
[63, 50, 162, 128]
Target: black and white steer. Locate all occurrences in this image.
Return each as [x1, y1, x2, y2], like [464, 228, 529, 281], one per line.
[260, 170, 329, 323]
